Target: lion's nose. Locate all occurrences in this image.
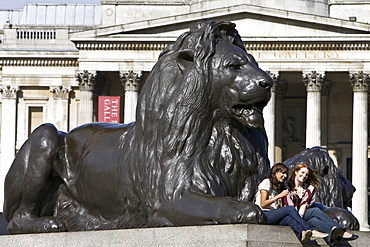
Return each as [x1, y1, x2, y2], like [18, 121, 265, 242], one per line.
[258, 77, 274, 89]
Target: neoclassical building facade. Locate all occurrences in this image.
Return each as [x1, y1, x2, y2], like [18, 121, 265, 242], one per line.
[0, 0, 370, 229]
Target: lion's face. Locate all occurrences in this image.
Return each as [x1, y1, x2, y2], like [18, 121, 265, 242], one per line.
[210, 39, 273, 129]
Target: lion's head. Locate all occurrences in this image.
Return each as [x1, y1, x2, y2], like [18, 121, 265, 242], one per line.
[137, 20, 273, 146]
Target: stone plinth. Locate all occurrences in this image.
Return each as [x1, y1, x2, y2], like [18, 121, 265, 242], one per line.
[0, 223, 368, 247]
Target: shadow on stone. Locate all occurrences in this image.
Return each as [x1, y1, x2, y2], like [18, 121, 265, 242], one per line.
[0, 213, 9, 235]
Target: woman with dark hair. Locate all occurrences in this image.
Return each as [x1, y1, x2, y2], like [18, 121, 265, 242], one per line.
[284, 163, 358, 245]
[255, 163, 328, 242]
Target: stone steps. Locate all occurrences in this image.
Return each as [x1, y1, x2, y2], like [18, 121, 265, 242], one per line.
[0, 223, 368, 247]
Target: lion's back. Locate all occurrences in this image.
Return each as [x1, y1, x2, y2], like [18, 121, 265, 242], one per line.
[62, 122, 136, 202]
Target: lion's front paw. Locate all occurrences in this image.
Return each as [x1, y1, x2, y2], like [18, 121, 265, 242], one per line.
[235, 201, 266, 224]
[40, 217, 67, 233]
[8, 216, 67, 234]
[324, 207, 359, 231]
[216, 199, 266, 224]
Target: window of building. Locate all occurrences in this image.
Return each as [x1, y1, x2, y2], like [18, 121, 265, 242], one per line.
[28, 106, 43, 137]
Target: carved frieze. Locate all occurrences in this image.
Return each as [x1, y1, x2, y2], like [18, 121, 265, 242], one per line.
[74, 42, 370, 51]
[0, 59, 78, 67]
[245, 42, 370, 51]
[75, 43, 168, 51]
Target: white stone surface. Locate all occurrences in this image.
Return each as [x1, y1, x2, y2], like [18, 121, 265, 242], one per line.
[264, 85, 275, 165]
[124, 90, 138, 124]
[352, 90, 369, 230]
[330, 4, 370, 24]
[79, 90, 94, 125]
[0, 91, 18, 210]
[306, 90, 321, 148]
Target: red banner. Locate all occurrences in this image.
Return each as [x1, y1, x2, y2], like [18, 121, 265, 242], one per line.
[98, 96, 120, 123]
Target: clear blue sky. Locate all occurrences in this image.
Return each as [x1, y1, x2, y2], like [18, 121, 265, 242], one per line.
[0, 0, 102, 10]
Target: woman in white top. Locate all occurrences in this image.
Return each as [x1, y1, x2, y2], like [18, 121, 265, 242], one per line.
[255, 163, 327, 242]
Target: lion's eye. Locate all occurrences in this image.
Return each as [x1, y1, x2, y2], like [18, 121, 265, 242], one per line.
[230, 64, 241, 70]
[225, 60, 242, 70]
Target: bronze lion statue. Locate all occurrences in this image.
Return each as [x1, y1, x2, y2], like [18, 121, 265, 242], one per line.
[284, 147, 359, 230]
[4, 20, 273, 234]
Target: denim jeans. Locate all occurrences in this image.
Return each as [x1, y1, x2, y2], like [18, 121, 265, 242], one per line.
[304, 207, 342, 242]
[263, 206, 313, 234]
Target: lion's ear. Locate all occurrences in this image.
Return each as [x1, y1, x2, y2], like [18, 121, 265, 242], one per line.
[177, 49, 194, 73]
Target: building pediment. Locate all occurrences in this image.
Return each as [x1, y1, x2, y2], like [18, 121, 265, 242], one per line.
[70, 3, 370, 42]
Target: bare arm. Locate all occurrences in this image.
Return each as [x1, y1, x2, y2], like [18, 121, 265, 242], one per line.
[260, 189, 289, 209]
[298, 204, 307, 217]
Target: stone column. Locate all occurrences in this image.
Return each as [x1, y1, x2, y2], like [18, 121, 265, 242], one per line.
[264, 71, 279, 166]
[49, 86, 71, 131]
[350, 71, 369, 230]
[120, 71, 141, 124]
[303, 71, 325, 148]
[76, 70, 96, 125]
[0, 85, 19, 209]
[274, 80, 287, 163]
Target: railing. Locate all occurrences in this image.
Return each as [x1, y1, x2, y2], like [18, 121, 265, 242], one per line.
[16, 29, 56, 40]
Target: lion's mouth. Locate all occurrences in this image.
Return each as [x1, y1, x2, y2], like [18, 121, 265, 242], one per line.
[231, 100, 265, 117]
[231, 100, 266, 129]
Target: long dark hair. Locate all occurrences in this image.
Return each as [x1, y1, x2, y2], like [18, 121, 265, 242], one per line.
[268, 163, 289, 192]
[288, 163, 320, 191]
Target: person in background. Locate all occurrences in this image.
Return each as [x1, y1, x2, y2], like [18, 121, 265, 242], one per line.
[284, 163, 359, 245]
[255, 163, 328, 242]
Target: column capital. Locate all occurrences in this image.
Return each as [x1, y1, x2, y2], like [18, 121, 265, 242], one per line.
[303, 71, 325, 92]
[120, 70, 142, 91]
[76, 70, 96, 91]
[49, 86, 71, 100]
[0, 85, 19, 99]
[349, 71, 370, 92]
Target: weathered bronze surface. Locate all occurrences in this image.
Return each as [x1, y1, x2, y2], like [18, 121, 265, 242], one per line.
[4, 20, 273, 234]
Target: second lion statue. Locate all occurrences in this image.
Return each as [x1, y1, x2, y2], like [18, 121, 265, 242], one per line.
[4, 20, 274, 234]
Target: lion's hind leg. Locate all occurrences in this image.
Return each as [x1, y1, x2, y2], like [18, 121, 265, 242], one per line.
[4, 123, 66, 234]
